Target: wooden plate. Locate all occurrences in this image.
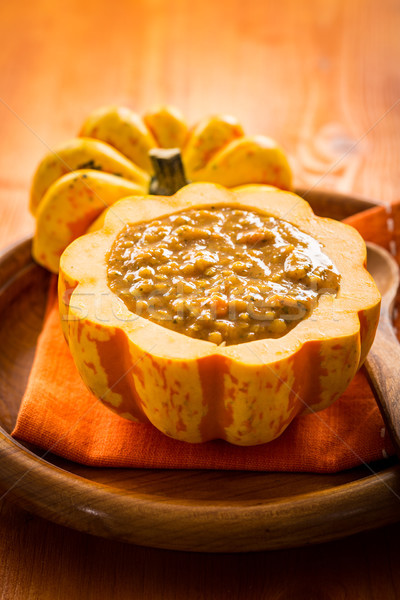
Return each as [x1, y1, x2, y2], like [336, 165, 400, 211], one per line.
[1, 190, 399, 553]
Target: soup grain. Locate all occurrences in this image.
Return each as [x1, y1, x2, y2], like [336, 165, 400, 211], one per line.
[107, 206, 340, 345]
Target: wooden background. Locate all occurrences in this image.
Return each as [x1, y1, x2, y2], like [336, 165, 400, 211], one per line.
[1, 0, 400, 597]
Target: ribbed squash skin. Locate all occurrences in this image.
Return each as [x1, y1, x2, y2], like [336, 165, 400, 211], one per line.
[31, 106, 292, 273]
[59, 183, 380, 445]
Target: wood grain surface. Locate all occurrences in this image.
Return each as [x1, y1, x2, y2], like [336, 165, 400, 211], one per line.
[1, 0, 400, 597]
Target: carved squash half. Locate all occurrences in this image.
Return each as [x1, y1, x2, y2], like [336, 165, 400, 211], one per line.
[31, 106, 292, 273]
[59, 183, 380, 446]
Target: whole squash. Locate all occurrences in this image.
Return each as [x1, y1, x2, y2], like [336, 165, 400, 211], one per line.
[31, 106, 292, 273]
[59, 183, 380, 446]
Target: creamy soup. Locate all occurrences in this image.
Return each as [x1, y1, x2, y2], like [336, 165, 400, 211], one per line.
[107, 206, 340, 345]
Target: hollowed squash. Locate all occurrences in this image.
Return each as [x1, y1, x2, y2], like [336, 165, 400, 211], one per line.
[59, 183, 380, 445]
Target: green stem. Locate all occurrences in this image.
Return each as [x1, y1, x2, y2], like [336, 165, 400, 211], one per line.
[149, 148, 189, 196]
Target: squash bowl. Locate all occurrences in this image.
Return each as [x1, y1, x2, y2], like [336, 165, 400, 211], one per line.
[59, 182, 381, 446]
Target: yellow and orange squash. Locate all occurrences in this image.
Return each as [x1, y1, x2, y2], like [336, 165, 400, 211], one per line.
[59, 183, 380, 446]
[30, 106, 292, 273]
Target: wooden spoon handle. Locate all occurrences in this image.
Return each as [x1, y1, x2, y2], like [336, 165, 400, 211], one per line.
[365, 314, 400, 456]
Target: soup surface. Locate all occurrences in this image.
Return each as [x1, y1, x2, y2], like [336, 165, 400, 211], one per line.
[107, 205, 340, 345]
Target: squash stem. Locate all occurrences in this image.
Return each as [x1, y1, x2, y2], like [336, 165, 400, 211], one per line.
[149, 148, 189, 196]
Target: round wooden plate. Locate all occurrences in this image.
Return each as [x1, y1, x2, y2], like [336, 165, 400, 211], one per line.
[1, 190, 399, 553]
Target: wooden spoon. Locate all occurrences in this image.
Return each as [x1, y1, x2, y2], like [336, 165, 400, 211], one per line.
[365, 242, 400, 456]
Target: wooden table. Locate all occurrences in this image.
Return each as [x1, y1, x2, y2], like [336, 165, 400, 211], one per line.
[1, 0, 400, 597]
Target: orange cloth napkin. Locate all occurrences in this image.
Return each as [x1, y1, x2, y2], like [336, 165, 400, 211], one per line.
[12, 202, 400, 472]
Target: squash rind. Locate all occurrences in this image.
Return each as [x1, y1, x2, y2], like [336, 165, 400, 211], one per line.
[33, 170, 146, 273]
[59, 183, 381, 445]
[32, 107, 293, 273]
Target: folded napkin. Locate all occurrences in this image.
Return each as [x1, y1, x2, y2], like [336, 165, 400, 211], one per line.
[12, 202, 400, 472]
